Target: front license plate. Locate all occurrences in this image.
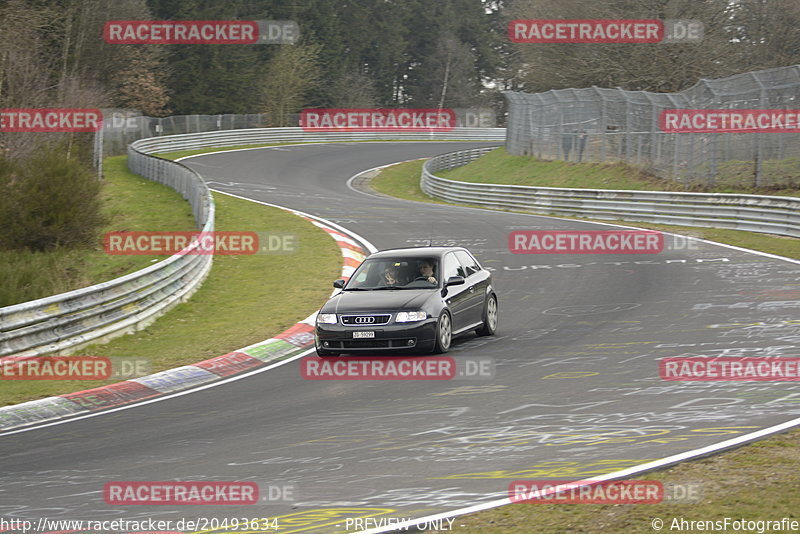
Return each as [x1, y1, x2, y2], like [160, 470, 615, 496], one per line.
[353, 331, 375, 339]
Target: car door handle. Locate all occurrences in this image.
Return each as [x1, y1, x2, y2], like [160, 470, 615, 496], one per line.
[469, 285, 475, 293]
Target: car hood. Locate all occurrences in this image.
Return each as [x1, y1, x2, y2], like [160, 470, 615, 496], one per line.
[323, 289, 436, 313]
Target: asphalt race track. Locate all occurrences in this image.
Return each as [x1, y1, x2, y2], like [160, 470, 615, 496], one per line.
[1, 141, 799, 533]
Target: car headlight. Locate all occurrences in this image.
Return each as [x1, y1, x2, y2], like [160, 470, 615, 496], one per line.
[395, 311, 427, 322]
[316, 313, 337, 324]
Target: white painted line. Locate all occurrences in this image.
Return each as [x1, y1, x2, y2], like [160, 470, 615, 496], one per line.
[345, 158, 428, 198]
[357, 415, 800, 533]
[210, 188, 378, 253]
[329, 234, 361, 247]
[0, 348, 315, 437]
[342, 248, 366, 262]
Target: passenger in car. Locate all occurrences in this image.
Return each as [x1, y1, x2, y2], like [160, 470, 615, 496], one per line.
[382, 266, 400, 286]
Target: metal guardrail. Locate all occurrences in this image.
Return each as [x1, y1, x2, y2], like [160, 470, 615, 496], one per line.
[421, 147, 800, 238]
[129, 127, 506, 153]
[0, 150, 214, 359]
[1, 128, 503, 359]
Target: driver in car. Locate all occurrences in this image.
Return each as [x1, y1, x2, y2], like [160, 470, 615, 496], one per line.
[417, 260, 437, 284]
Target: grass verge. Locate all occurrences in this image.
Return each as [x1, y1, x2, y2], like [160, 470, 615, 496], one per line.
[436, 428, 800, 533]
[438, 148, 800, 197]
[1, 155, 341, 407]
[0, 155, 196, 307]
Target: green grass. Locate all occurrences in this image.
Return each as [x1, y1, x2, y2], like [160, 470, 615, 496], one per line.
[370, 155, 800, 260]
[438, 148, 800, 197]
[710, 157, 800, 193]
[0, 155, 195, 307]
[435, 428, 800, 533]
[0, 248, 91, 307]
[440, 148, 681, 191]
[371, 159, 434, 203]
[596, 221, 800, 260]
[0, 157, 341, 407]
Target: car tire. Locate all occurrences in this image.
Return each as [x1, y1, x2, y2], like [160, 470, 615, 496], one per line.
[475, 293, 498, 336]
[432, 311, 452, 354]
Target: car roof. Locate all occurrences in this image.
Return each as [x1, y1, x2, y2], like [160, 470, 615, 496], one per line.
[366, 246, 469, 259]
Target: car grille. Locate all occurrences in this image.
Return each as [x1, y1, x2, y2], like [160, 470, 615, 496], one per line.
[341, 314, 391, 326]
[329, 338, 416, 349]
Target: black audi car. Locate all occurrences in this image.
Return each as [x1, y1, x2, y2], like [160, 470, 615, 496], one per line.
[314, 246, 497, 356]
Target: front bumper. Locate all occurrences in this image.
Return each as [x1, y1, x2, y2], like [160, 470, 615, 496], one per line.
[315, 318, 438, 352]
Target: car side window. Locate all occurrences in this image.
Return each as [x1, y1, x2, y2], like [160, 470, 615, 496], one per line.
[455, 250, 479, 276]
[354, 262, 371, 283]
[443, 252, 464, 281]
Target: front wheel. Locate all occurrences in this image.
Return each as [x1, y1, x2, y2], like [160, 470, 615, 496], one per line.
[432, 311, 452, 353]
[475, 294, 498, 336]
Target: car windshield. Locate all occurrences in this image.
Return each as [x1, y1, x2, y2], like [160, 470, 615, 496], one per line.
[345, 257, 440, 290]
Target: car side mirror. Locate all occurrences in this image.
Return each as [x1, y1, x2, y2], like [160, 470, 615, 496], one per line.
[445, 276, 465, 287]
[333, 279, 345, 288]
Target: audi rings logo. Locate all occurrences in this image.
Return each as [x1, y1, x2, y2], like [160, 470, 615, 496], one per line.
[354, 316, 376, 324]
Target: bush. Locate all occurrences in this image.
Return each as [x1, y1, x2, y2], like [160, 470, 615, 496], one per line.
[0, 144, 105, 251]
[0, 248, 87, 307]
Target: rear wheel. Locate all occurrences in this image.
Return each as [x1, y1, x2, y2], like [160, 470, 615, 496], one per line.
[476, 294, 498, 336]
[432, 311, 452, 353]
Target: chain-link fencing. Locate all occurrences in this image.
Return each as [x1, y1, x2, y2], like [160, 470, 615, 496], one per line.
[505, 65, 800, 188]
[94, 108, 500, 165]
[96, 112, 270, 159]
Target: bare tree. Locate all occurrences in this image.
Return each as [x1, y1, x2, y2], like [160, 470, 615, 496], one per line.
[327, 69, 379, 108]
[0, 0, 56, 107]
[727, 0, 800, 70]
[261, 42, 322, 126]
[406, 31, 484, 108]
[0, 0, 169, 159]
[506, 0, 735, 93]
[432, 32, 482, 108]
